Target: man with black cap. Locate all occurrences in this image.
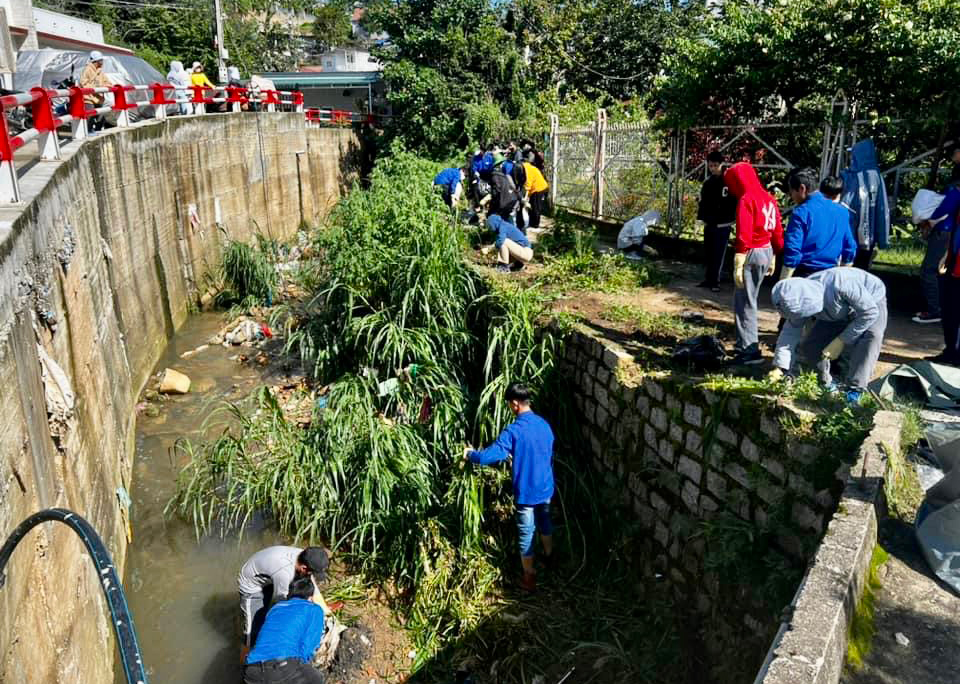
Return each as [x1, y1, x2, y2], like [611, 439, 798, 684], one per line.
[238, 545, 329, 653]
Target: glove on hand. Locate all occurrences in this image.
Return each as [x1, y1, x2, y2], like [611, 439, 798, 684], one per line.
[733, 252, 747, 289]
[767, 368, 785, 382]
[780, 265, 795, 281]
[765, 259, 776, 276]
[822, 337, 845, 360]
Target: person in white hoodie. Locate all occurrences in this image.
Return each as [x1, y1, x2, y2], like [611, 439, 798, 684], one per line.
[166, 60, 192, 115]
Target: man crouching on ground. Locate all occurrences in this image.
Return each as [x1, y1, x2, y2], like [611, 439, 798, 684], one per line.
[465, 383, 554, 592]
[770, 267, 887, 404]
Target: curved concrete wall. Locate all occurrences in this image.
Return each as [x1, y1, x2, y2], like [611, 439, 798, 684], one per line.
[0, 113, 358, 682]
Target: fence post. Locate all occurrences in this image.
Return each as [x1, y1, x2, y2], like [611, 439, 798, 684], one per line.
[549, 113, 558, 207]
[0, 111, 19, 203]
[30, 88, 61, 161]
[594, 108, 607, 219]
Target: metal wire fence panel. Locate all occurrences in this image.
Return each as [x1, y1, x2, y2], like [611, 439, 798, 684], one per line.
[553, 127, 597, 215]
[600, 124, 672, 222]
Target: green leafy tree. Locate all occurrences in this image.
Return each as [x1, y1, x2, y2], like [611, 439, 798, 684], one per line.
[656, 0, 960, 127]
[365, 0, 532, 154]
[312, 0, 353, 52]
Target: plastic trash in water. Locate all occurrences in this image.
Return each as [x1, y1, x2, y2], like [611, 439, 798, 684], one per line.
[377, 364, 421, 396]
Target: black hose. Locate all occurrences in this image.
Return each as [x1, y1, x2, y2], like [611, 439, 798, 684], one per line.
[0, 508, 149, 684]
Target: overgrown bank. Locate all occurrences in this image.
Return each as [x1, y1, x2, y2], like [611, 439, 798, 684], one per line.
[170, 151, 876, 683]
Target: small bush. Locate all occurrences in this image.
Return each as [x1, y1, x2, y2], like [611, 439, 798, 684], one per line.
[220, 240, 278, 305]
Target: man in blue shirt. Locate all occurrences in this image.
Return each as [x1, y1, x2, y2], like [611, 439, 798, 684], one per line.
[433, 167, 465, 208]
[780, 168, 857, 280]
[244, 575, 327, 683]
[486, 214, 533, 273]
[466, 383, 555, 591]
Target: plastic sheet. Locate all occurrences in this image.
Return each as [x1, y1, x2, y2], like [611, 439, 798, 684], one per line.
[916, 422, 960, 596]
[15, 49, 168, 121]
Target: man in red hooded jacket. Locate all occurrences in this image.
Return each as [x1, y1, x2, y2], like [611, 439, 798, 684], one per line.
[723, 162, 784, 364]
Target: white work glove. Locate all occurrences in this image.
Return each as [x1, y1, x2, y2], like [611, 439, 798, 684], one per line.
[780, 265, 795, 281]
[767, 367, 785, 382]
[765, 259, 776, 277]
[733, 252, 747, 289]
[822, 337, 845, 360]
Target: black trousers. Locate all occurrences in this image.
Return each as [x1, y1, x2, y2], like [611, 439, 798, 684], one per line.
[243, 658, 324, 684]
[527, 191, 546, 229]
[702, 224, 731, 286]
[940, 274, 960, 363]
[853, 247, 875, 270]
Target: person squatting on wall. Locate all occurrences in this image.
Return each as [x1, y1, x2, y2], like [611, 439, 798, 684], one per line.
[724, 161, 784, 366]
[696, 150, 738, 292]
[780, 167, 857, 280]
[487, 214, 533, 273]
[770, 267, 887, 404]
[465, 383, 555, 593]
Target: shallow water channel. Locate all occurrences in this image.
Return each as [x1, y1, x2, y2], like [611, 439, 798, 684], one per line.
[122, 313, 282, 683]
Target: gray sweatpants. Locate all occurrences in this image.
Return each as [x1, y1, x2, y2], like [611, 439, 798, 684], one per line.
[796, 298, 888, 390]
[921, 231, 949, 316]
[734, 246, 773, 353]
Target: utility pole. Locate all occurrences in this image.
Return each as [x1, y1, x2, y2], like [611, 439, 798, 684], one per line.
[213, 0, 228, 83]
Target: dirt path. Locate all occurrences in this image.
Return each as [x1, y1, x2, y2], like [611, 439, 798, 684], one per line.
[842, 517, 960, 684]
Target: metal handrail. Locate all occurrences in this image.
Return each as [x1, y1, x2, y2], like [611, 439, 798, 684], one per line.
[0, 508, 149, 684]
[0, 82, 305, 204]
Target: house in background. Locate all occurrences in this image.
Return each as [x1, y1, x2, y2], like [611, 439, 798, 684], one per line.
[255, 70, 385, 117]
[316, 45, 379, 73]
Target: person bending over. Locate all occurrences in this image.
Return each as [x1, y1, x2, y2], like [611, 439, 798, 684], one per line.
[243, 575, 327, 684]
[770, 267, 887, 404]
[486, 214, 533, 273]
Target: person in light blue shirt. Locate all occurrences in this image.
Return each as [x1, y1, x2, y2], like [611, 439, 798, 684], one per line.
[486, 214, 532, 273]
[781, 168, 857, 279]
[466, 383, 554, 591]
[244, 575, 327, 684]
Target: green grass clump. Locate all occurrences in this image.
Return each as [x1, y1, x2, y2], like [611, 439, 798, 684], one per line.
[846, 545, 889, 670]
[602, 304, 716, 339]
[885, 407, 925, 522]
[220, 240, 278, 305]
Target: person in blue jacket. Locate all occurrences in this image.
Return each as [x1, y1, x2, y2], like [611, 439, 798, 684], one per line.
[243, 575, 327, 684]
[465, 383, 554, 592]
[780, 167, 857, 280]
[433, 167, 465, 208]
[925, 184, 960, 365]
[770, 267, 887, 404]
[840, 139, 890, 270]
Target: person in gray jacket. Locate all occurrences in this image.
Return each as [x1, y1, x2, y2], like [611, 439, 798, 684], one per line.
[770, 267, 887, 404]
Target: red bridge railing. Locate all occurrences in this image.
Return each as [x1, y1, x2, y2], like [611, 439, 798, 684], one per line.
[0, 84, 304, 204]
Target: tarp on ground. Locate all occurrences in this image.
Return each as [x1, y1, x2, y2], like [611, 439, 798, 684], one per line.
[869, 361, 960, 409]
[916, 422, 960, 596]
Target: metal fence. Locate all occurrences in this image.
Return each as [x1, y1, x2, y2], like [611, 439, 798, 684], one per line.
[546, 101, 955, 239]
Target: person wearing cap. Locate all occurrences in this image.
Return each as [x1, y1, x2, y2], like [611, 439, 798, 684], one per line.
[770, 267, 887, 404]
[237, 545, 329, 652]
[190, 61, 215, 90]
[80, 50, 112, 130]
[242, 575, 327, 683]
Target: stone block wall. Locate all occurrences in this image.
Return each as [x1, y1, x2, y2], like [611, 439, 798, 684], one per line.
[559, 326, 852, 672]
[0, 114, 359, 683]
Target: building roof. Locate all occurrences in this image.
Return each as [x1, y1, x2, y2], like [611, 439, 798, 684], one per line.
[256, 71, 381, 88]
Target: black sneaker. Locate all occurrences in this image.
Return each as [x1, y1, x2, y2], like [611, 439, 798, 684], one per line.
[912, 312, 941, 324]
[495, 264, 511, 274]
[729, 349, 763, 365]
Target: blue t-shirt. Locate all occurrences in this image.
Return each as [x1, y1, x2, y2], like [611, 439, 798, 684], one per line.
[784, 192, 858, 270]
[486, 215, 530, 249]
[433, 168, 462, 194]
[246, 598, 326, 664]
[470, 411, 555, 505]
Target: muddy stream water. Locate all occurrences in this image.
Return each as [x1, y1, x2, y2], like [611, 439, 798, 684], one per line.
[122, 313, 283, 683]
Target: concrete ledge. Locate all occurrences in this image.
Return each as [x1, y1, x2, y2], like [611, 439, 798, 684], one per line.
[756, 410, 903, 684]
